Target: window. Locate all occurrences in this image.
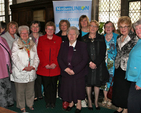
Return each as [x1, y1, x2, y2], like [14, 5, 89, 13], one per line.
[129, 1, 141, 24]
[99, 0, 121, 29]
[0, 0, 13, 22]
[0, 0, 5, 21]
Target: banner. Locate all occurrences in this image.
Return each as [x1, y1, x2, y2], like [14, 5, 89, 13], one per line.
[53, 0, 92, 33]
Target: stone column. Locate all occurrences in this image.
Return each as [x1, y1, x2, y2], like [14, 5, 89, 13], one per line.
[92, 0, 99, 21]
[121, 0, 129, 16]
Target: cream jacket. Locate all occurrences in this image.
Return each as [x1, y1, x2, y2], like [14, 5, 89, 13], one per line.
[11, 39, 39, 83]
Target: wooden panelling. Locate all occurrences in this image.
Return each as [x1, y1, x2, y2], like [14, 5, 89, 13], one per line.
[10, 0, 53, 33]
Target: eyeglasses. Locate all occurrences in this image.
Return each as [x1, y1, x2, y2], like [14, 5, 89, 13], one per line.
[32, 26, 39, 28]
[90, 25, 98, 28]
[105, 26, 113, 28]
[119, 26, 129, 29]
[20, 33, 28, 35]
[47, 28, 54, 31]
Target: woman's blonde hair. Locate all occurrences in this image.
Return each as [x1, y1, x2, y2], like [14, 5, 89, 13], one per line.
[7, 21, 18, 33]
[45, 21, 56, 31]
[59, 20, 70, 30]
[118, 16, 132, 28]
[78, 15, 90, 29]
[90, 20, 99, 27]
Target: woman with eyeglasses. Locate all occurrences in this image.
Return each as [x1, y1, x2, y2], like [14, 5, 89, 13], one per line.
[112, 16, 138, 113]
[101, 21, 118, 107]
[11, 25, 39, 112]
[37, 21, 62, 108]
[82, 20, 109, 111]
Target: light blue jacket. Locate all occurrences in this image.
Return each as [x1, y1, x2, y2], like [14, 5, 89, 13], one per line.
[126, 39, 141, 87]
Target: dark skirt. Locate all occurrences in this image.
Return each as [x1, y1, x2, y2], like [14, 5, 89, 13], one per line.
[0, 77, 14, 107]
[112, 67, 131, 108]
[60, 76, 85, 104]
[86, 64, 109, 87]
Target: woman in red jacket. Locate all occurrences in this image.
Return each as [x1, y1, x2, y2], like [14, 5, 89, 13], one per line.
[37, 21, 62, 108]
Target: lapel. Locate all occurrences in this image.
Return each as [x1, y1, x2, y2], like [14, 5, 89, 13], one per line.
[71, 41, 79, 63]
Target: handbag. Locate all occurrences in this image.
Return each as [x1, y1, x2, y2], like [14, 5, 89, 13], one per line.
[107, 78, 114, 100]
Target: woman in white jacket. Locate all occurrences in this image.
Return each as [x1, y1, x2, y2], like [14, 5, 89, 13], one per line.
[11, 25, 39, 113]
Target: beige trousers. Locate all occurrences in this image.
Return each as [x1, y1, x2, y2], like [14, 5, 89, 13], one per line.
[15, 81, 34, 109]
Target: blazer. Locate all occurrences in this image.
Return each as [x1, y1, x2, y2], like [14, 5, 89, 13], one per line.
[37, 34, 62, 77]
[58, 40, 89, 79]
[1, 31, 19, 49]
[126, 39, 141, 87]
[11, 39, 39, 83]
[115, 31, 138, 71]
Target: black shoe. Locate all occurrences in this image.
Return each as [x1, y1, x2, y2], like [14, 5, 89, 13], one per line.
[7, 104, 14, 107]
[66, 105, 75, 111]
[75, 108, 81, 113]
[95, 106, 100, 110]
[51, 103, 55, 109]
[88, 107, 93, 110]
[46, 103, 50, 108]
[39, 96, 43, 100]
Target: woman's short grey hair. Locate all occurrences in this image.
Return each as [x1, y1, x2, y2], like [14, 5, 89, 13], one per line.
[67, 26, 80, 36]
[133, 19, 141, 30]
[18, 25, 29, 34]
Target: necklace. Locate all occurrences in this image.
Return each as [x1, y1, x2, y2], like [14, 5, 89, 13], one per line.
[89, 34, 96, 42]
[105, 34, 113, 42]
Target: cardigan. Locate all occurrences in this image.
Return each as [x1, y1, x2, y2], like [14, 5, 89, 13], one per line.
[1, 31, 19, 49]
[126, 39, 141, 87]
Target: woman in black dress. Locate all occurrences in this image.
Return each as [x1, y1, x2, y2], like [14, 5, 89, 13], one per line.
[82, 20, 109, 110]
[112, 16, 138, 113]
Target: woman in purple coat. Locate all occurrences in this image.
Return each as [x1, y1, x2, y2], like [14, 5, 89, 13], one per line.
[0, 36, 13, 107]
[58, 26, 88, 113]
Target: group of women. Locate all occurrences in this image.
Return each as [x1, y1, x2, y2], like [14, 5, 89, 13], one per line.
[0, 15, 141, 113]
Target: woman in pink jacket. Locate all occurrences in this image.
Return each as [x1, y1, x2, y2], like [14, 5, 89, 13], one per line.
[0, 36, 13, 108]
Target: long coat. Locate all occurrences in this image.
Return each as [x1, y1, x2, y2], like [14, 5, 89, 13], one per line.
[82, 33, 109, 87]
[58, 41, 88, 103]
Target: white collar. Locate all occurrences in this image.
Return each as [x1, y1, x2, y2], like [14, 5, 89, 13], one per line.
[69, 40, 77, 48]
[117, 35, 131, 50]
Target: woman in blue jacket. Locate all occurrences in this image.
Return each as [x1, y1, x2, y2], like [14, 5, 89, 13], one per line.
[126, 19, 141, 113]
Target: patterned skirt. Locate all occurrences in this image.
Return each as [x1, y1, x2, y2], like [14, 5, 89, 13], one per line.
[0, 77, 14, 107]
